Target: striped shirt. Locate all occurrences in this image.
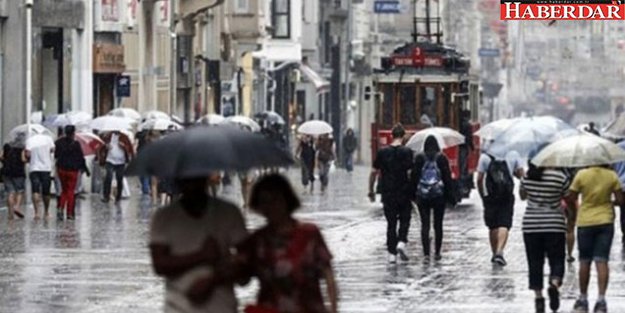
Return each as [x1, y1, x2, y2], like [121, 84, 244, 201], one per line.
[521, 169, 571, 233]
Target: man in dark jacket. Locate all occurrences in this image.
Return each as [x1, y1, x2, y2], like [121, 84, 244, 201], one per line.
[343, 128, 357, 172]
[55, 125, 89, 220]
[412, 135, 455, 260]
[369, 124, 414, 263]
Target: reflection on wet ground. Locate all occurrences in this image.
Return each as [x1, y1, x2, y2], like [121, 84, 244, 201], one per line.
[0, 167, 624, 312]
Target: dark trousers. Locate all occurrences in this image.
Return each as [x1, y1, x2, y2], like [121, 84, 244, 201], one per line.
[103, 162, 125, 201]
[301, 161, 315, 186]
[58, 169, 79, 217]
[344, 152, 354, 172]
[140, 176, 151, 194]
[417, 197, 446, 256]
[382, 195, 412, 255]
[523, 232, 566, 290]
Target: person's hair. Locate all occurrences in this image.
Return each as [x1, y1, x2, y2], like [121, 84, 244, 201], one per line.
[64, 125, 76, 137]
[526, 161, 545, 181]
[423, 135, 440, 155]
[391, 124, 405, 139]
[2, 143, 10, 157]
[249, 174, 301, 213]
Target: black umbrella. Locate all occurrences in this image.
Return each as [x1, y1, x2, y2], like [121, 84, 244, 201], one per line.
[126, 126, 293, 178]
[255, 111, 285, 125]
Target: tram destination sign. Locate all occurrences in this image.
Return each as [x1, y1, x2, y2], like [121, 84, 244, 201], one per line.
[391, 47, 443, 68]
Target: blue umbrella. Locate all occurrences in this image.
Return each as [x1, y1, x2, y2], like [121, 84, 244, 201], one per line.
[487, 116, 575, 159]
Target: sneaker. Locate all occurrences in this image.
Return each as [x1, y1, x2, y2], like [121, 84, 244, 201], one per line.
[396, 242, 409, 261]
[547, 283, 560, 312]
[434, 254, 442, 261]
[535, 297, 545, 313]
[491, 255, 497, 264]
[567, 256, 576, 263]
[494, 254, 507, 266]
[388, 253, 397, 264]
[573, 298, 589, 313]
[593, 300, 607, 313]
[57, 212, 64, 221]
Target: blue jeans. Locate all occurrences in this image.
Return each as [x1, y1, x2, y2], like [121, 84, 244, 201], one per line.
[140, 176, 151, 194]
[578, 224, 614, 263]
[344, 152, 354, 172]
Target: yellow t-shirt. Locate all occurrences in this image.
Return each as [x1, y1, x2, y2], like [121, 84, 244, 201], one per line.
[569, 167, 621, 227]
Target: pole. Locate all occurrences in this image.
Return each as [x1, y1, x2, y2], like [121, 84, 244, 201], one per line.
[425, 0, 431, 40]
[169, 0, 177, 117]
[26, 0, 33, 137]
[341, 0, 353, 167]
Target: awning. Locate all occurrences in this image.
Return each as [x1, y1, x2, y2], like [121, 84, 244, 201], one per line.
[299, 64, 330, 94]
[251, 42, 302, 62]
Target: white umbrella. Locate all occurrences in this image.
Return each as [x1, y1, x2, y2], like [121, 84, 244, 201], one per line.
[140, 118, 183, 131]
[196, 114, 225, 125]
[225, 115, 261, 132]
[475, 117, 524, 140]
[406, 127, 465, 152]
[108, 108, 142, 121]
[143, 110, 171, 121]
[49, 111, 93, 128]
[90, 116, 135, 132]
[25, 134, 55, 150]
[298, 120, 333, 136]
[7, 124, 54, 146]
[531, 134, 625, 168]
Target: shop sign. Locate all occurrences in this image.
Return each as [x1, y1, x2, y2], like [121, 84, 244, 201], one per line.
[116, 75, 131, 98]
[93, 44, 126, 74]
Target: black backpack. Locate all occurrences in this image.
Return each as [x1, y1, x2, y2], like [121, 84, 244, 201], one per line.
[485, 154, 513, 200]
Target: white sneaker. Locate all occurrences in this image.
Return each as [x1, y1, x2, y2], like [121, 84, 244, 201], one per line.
[396, 242, 409, 261]
[388, 253, 397, 264]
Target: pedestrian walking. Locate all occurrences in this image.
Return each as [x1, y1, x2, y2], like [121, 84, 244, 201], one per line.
[343, 128, 357, 172]
[566, 165, 623, 313]
[612, 148, 625, 246]
[188, 174, 338, 313]
[411, 135, 455, 261]
[1, 143, 26, 219]
[23, 137, 55, 219]
[369, 124, 414, 263]
[316, 134, 335, 194]
[98, 131, 134, 203]
[296, 135, 316, 193]
[477, 148, 524, 266]
[136, 129, 151, 195]
[149, 177, 248, 313]
[520, 163, 572, 313]
[55, 125, 89, 220]
[458, 110, 474, 194]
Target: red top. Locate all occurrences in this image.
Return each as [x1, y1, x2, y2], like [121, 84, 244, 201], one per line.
[238, 222, 333, 313]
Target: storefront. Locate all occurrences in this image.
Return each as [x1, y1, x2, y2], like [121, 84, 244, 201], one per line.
[93, 42, 125, 116]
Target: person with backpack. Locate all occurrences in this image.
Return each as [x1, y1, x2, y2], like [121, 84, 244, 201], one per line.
[411, 135, 455, 261]
[369, 124, 414, 263]
[477, 148, 524, 266]
[520, 162, 572, 313]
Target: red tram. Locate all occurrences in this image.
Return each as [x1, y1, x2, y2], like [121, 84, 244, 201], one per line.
[371, 42, 481, 199]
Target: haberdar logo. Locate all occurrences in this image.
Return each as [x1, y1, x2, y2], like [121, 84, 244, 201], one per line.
[500, 0, 625, 20]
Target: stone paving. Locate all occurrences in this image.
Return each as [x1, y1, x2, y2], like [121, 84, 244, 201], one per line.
[0, 167, 624, 312]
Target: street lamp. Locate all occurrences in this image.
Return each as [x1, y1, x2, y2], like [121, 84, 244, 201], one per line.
[25, 0, 33, 136]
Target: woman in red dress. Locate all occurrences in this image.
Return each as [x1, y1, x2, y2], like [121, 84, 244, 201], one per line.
[187, 174, 338, 313]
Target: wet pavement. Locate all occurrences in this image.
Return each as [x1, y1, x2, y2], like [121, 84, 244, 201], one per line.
[1, 167, 625, 312]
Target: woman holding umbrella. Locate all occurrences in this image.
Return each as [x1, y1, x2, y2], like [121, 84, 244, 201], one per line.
[411, 135, 455, 261]
[296, 134, 316, 193]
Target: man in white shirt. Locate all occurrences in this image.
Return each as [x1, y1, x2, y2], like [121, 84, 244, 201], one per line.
[23, 137, 55, 219]
[99, 131, 134, 203]
[149, 177, 248, 313]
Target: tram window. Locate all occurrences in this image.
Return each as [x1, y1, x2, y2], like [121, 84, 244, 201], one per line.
[399, 85, 417, 125]
[382, 85, 394, 126]
[443, 85, 452, 127]
[420, 86, 437, 126]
